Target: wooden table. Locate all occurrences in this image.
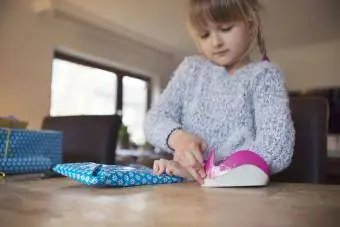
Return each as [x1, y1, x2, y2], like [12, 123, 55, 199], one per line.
[1, 178, 340, 227]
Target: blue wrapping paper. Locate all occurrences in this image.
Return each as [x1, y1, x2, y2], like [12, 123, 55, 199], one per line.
[53, 162, 184, 187]
[0, 128, 62, 174]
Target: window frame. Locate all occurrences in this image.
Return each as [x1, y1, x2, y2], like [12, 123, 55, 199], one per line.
[53, 51, 152, 114]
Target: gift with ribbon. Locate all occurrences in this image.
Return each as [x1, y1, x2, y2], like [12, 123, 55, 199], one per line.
[0, 127, 62, 176]
[53, 162, 184, 187]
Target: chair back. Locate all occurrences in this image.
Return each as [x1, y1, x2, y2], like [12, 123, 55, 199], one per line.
[272, 97, 328, 183]
[42, 115, 121, 164]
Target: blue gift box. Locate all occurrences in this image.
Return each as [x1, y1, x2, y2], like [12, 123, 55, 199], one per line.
[53, 162, 184, 187]
[0, 128, 62, 174]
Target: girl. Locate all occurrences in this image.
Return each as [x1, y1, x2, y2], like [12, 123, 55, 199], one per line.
[144, 0, 295, 184]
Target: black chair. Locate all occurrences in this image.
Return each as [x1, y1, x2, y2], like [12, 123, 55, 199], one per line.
[271, 97, 328, 184]
[42, 115, 121, 164]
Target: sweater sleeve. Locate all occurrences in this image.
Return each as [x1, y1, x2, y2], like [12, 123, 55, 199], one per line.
[144, 57, 193, 153]
[249, 64, 295, 174]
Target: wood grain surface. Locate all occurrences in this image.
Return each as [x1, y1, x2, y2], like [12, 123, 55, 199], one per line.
[1, 178, 340, 227]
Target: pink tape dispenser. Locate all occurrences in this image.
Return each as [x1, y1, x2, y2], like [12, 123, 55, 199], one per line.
[202, 149, 270, 187]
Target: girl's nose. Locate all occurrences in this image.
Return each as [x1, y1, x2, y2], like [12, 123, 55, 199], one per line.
[211, 33, 223, 48]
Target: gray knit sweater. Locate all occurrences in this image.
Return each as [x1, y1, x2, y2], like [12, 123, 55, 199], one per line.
[144, 55, 295, 174]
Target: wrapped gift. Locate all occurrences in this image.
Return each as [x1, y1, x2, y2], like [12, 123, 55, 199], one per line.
[0, 128, 62, 174]
[53, 162, 184, 187]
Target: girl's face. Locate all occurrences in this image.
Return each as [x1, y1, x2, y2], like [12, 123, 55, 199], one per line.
[195, 20, 252, 68]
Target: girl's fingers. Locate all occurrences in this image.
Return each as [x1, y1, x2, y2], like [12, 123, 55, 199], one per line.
[153, 159, 169, 175]
[187, 166, 203, 184]
[200, 141, 208, 152]
[197, 168, 206, 178]
[185, 150, 204, 172]
[175, 146, 203, 166]
[166, 160, 185, 177]
[188, 148, 206, 178]
[191, 148, 204, 165]
[173, 153, 181, 163]
[165, 165, 174, 176]
[166, 161, 191, 179]
[158, 159, 167, 175]
[184, 151, 198, 167]
[153, 160, 160, 174]
[182, 152, 205, 180]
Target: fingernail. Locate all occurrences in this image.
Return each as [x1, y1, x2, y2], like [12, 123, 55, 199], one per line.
[199, 170, 206, 178]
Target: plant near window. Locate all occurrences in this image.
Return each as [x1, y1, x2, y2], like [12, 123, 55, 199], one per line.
[118, 124, 130, 149]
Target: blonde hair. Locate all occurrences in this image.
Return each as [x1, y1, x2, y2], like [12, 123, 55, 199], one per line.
[188, 0, 268, 61]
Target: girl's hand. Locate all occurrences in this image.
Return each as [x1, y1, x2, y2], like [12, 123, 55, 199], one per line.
[153, 159, 193, 179]
[168, 129, 207, 184]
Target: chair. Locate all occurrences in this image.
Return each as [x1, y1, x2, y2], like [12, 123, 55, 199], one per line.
[42, 115, 121, 164]
[271, 97, 328, 184]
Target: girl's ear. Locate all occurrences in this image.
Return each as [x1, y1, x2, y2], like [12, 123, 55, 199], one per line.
[247, 19, 256, 36]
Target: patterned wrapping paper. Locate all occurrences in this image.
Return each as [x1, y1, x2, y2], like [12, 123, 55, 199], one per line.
[0, 128, 62, 174]
[53, 162, 184, 187]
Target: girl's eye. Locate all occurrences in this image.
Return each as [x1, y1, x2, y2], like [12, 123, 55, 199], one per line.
[199, 32, 210, 39]
[221, 25, 234, 32]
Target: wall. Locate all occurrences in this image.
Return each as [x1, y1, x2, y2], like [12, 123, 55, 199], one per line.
[262, 0, 340, 91]
[0, 0, 176, 129]
[270, 40, 340, 91]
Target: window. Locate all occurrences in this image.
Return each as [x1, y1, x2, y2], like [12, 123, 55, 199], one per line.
[51, 59, 117, 116]
[51, 53, 150, 146]
[123, 76, 148, 145]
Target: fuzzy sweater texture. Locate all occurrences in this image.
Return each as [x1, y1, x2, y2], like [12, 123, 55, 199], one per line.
[144, 55, 295, 174]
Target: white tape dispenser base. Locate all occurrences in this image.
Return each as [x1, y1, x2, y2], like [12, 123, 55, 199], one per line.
[202, 149, 270, 188]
